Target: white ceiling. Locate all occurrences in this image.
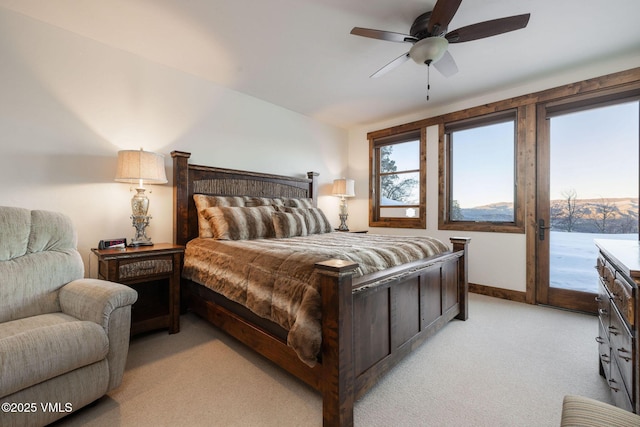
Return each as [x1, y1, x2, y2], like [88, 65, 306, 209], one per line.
[2, 0, 640, 129]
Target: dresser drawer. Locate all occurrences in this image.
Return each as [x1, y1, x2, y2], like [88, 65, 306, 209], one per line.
[597, 317, 611, 376]
[610, 307, 634, 395]
[602, 263, 617, 294]
[614, 344, 634, 397]
[610, 357, 634, 413]
[612, 277, 635, 327]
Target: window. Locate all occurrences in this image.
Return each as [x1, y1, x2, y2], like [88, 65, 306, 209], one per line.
[370, 129, 426, 228]
[440, 110, 524, 232]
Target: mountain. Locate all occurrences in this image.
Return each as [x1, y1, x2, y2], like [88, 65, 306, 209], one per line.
[460, 202, 513, 222]
[460, 198, 639, 226]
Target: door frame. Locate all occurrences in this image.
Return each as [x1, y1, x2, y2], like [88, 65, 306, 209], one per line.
[532, 85, 640, 313]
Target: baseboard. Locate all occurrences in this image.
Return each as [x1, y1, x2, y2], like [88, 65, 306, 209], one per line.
[469, 283, 528, 304]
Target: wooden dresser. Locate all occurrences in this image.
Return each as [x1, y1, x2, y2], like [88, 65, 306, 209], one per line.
[595, 239, 640, 413]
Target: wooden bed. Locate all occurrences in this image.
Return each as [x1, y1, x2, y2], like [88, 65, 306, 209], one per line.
[171, 151, 470, 427]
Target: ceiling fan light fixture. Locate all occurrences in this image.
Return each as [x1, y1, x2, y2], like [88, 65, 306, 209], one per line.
[409, 37, 449, 65]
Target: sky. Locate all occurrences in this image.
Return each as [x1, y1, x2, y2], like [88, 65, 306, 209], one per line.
[550, 101, 639, 201]
[451, 121, 514, 208]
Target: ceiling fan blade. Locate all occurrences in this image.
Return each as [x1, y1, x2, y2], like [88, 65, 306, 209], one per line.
[427, 0, 462, 35]
[370, 52, 411, 78]
[350, 27, 417, 43]
[434, 50, 458, 77]
[446, 14, 531, 43]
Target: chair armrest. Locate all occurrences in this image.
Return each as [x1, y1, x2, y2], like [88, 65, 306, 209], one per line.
[59, 279, 138, 331]
[561, 395, 640, 426]
[59, 278, 138, 391]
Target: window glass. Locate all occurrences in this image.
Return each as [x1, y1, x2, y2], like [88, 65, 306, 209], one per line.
[380, 141, 420, 172]
[450, 121, 515, 222]
[380, 141, 419, 208]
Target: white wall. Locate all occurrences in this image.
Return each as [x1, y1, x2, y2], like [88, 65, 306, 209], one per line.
[0, 8, 348, 274]
[347, 55, 640, 292]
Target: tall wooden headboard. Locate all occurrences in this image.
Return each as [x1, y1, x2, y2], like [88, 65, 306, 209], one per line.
[171, 151, 319, 246]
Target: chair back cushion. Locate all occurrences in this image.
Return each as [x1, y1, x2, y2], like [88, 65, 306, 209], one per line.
[0, 207, 84, 323]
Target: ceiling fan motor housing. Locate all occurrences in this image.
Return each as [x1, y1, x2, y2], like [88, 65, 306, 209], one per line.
[410, 12, 439, 39]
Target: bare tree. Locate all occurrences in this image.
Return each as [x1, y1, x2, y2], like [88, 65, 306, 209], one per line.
[591, 198, 620, 233]
[616, 208, 639, 233]
[552, 189, 583, 232]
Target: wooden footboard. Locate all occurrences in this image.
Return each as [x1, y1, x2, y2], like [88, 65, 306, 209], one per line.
[171, 151, 470, 427]
[317, 238, 469, 426]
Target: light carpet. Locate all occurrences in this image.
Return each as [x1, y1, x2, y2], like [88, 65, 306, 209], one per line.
[54, 293, 612, 426]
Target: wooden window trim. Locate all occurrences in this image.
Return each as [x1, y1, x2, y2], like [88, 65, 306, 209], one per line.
[369, 128, 426, 229]
[439, 108, 526, 233]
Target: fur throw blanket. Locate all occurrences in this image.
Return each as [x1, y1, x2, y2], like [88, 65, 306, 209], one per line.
[182, 232, 448, 366]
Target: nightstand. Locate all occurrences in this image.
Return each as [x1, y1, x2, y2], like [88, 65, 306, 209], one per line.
[91, 243, 184, 336]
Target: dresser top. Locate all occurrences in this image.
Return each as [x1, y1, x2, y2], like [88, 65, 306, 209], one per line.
[595, 238, 640, 280]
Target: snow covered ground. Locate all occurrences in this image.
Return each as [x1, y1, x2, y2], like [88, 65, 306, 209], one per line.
[550, 231, 636, 292]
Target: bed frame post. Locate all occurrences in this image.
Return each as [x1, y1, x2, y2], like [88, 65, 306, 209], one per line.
[171, 151, 191, 246]
[307, 171, 319, 206]
[450, 237, 471, 321]
[316, 259, 359, 427]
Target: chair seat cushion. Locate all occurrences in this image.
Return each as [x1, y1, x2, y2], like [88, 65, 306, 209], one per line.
[0, 313, 108, 396]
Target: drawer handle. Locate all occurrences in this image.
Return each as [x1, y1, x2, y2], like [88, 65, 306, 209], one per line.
[598, 309, 608, 316]
[595, 296, 602, 302]
[595, 337, 605, 344]
[608, 326, 619, 336]
[608, 379, 620, 392]
[601, 354, 610, 363]
[617, 347, 632, 362]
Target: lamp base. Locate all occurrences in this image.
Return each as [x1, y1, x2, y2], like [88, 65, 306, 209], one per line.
[130, 215, 154, 246]
[129, 241, 154, 247]
[338, 214, 349, 231]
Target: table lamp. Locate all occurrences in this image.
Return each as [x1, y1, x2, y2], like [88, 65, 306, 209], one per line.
[115, 148, 167, 246]
[332, 178, 355, 231]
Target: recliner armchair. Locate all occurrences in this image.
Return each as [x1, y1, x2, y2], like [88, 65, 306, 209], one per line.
[0, 206, 137, 427]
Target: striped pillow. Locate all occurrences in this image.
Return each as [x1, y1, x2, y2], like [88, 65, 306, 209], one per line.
[194, 195, 245, 238]
[272, 211, 308, 238]
[244, 196, 285, 207]
[202, 206, 276, 240]
[284, 198, 314, 208]
[285, 207, 332, 234]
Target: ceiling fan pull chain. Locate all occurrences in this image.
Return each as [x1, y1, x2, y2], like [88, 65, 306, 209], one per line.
[426, 62, 431, 101]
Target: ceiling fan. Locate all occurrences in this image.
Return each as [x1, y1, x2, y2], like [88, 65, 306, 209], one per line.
[351, 0, 530, 84]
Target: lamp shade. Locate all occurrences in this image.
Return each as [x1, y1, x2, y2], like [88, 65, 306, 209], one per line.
[409, 37, 449, 65]
[332, 178, 355, 197]
[115, 149, 167, 185]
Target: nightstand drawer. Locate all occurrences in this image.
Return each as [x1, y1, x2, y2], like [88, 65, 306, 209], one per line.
[119, 257, 173, 279]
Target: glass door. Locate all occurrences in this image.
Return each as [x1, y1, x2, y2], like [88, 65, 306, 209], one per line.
[537, 99, 639, 312]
